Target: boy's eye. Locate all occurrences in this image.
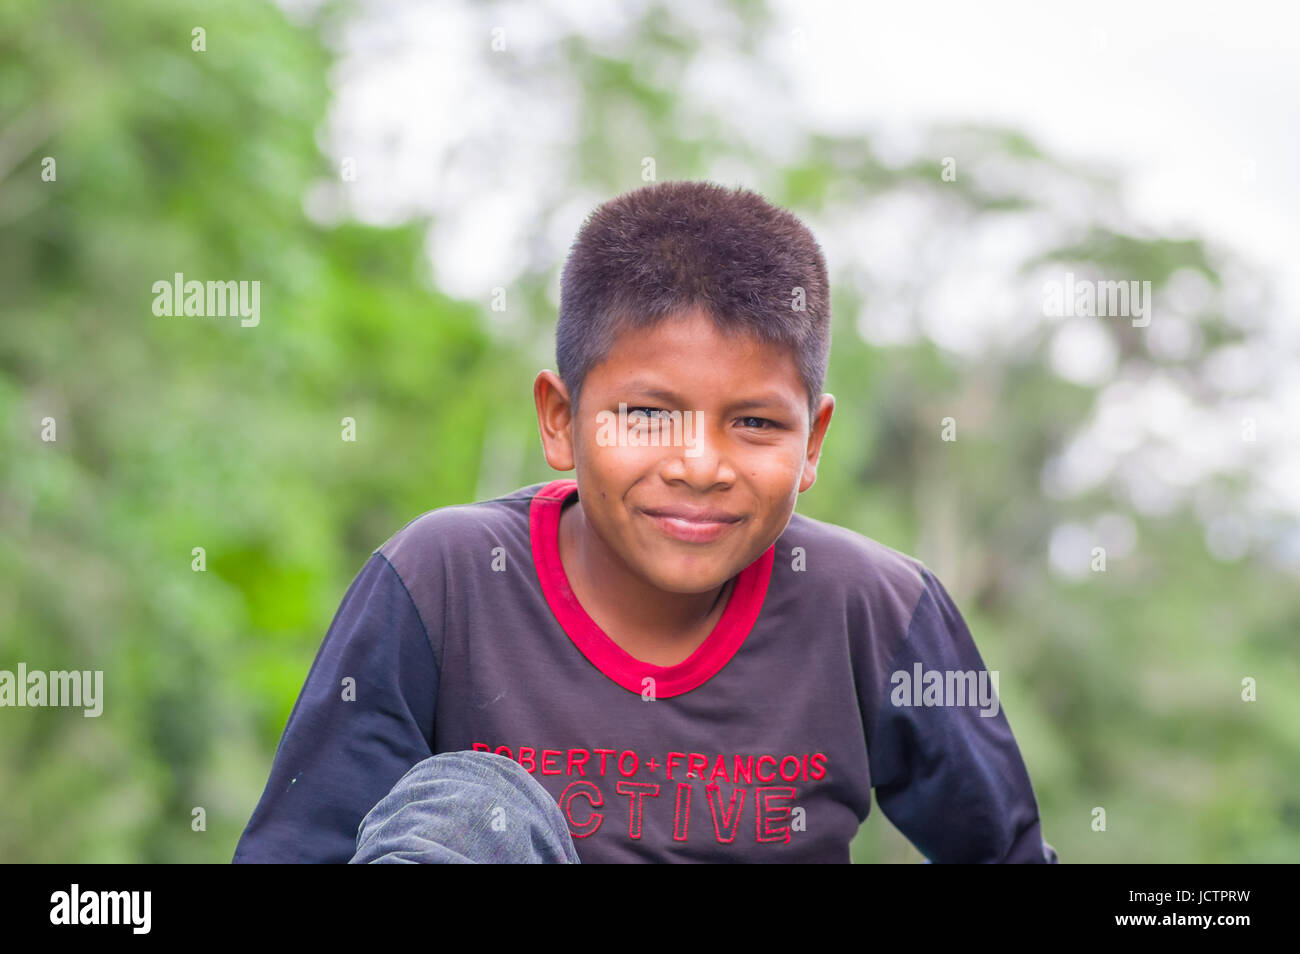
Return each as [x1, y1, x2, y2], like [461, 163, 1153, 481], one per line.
[622, 408, 776, 430]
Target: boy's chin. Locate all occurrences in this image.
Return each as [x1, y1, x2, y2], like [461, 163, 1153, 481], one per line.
[633, 555, 738, 596]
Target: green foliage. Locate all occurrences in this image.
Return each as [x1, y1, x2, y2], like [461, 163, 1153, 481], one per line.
[1, 0, 498, 861]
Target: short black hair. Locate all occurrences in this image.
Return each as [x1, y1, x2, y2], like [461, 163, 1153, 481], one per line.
[556, 180, 831, 428]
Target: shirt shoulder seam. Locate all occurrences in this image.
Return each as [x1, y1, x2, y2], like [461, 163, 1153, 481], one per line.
[373, 550, 441, 686]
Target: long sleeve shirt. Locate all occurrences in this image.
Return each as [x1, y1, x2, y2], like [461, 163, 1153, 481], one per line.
[233, 479, 1057, 863]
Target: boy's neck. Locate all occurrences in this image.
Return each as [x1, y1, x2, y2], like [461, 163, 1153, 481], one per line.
[557, 496, 734, 668]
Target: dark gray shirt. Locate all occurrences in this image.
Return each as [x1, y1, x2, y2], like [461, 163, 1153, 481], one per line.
[233, 479, 1056, 863]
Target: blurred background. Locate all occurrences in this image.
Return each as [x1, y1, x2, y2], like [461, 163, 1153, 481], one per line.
[2, 0, 1297, 862]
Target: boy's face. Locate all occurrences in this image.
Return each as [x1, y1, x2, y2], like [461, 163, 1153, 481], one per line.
[535, 306, 834, 595]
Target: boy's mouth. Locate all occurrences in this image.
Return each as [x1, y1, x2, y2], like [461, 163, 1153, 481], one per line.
[639, 506, 742, 544]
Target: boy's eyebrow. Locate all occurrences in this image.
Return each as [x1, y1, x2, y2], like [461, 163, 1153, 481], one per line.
[620, 380, 796, 414]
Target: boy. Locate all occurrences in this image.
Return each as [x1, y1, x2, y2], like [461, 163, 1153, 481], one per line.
[233, 180, 1058, 863]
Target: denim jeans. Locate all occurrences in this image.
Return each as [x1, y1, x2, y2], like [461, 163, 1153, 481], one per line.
[349, 750, 581, 864]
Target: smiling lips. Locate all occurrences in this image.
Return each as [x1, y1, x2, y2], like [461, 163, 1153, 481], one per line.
[641, 505, 741, 544]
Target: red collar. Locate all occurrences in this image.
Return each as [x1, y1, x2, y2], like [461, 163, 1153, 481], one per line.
[529, 479, 774, 697]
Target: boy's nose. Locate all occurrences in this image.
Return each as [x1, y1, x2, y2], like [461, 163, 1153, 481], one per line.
[661, 422, 736, 489]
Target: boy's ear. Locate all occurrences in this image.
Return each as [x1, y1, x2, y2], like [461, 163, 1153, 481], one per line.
[799, 393, 835, 493]
[534, 370, 577, 472]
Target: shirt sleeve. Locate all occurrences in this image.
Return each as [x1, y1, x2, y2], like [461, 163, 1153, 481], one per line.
[866, 568, 1058, 863]
[232, 551, 439, 863]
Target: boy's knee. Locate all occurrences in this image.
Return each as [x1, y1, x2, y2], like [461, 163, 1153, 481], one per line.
[350, 750, 580, 864]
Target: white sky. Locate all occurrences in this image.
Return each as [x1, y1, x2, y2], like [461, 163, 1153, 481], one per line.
[777, 0, 1300, 329]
